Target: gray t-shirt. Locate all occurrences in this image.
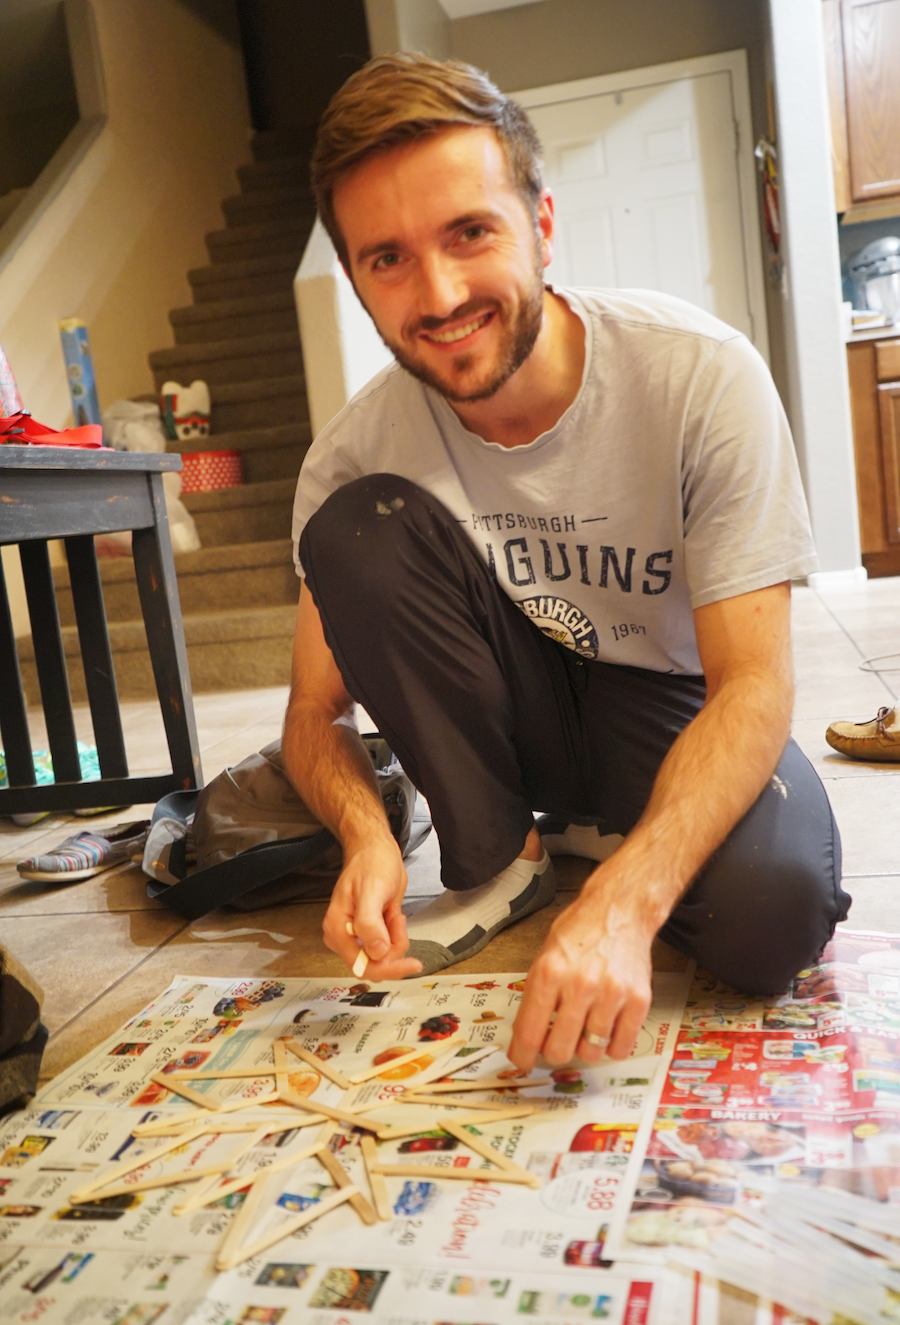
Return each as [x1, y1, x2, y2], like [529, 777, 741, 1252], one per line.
[292, 287, 818, 675]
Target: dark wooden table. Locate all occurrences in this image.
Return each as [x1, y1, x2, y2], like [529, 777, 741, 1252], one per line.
[0, 447, 201, 814]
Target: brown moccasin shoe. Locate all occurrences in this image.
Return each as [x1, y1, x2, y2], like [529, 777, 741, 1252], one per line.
[825, 705, 900, 762]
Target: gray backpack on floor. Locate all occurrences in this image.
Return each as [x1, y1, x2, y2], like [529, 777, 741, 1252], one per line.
[143, 737, 431, 919]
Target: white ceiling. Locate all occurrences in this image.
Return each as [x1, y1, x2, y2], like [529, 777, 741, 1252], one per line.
[438, 0, 549, 19]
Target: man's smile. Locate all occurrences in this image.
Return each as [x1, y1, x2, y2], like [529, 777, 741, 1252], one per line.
[420, 309, 495, 346]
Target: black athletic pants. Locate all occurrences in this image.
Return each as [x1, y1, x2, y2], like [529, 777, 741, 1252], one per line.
[300, 474, 850, 995]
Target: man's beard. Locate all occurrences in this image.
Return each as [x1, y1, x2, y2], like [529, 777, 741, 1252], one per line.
[378, 268, 545, 404]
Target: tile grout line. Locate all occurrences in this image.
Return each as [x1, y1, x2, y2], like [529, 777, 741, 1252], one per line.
[810, 591, 899, 702]
[44, 918, 194, 1047]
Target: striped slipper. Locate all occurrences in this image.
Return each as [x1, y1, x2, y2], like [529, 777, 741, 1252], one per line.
[17, 820, 150, 883]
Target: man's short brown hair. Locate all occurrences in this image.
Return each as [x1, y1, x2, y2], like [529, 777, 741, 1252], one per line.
[311, 52, 544, 267]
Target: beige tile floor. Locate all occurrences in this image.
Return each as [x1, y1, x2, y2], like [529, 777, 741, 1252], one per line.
[2, 578, 899, 1088]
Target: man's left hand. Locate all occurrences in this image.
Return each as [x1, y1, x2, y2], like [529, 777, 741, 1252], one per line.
[507, 879, 653, 1071]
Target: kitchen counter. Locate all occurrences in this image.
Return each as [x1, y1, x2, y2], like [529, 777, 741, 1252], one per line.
[846, 323, 900, 343]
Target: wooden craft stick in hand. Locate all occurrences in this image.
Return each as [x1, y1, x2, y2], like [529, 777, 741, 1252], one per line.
[346, 920, 369, 978]
[360, 1134, 392, 1220]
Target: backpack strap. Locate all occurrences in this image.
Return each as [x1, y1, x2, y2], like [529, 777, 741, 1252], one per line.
[145, 828, 336, 920]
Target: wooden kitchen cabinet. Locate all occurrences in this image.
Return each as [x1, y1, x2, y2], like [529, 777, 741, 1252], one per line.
[847, 335, 900, 574]
[880, 380, 900, 542]
[823, 0, 900, 209]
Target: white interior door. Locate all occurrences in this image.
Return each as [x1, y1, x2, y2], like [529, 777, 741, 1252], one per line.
[524, 67, 759, 343]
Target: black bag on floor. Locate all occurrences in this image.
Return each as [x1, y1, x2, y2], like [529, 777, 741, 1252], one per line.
[0, 947, 47, 1113]
[143, 736, 431, 920]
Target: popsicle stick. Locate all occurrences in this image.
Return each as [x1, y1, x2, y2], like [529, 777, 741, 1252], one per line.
[131, 1089, 284, 1135]
[173, 1123, 299, 1213]
[276, 1086, 380, 1132]
[347, 1044, 424, 1084]
[316, 1146, 378, 1225]
[375, 1105, 538, 1139]
[360, 1134, 392, 1220]
[394, 1040, 468, 1091]
[187, 1141, 327, 1216]
[75, 1160, 230, 1202]
[151, 1072, 222, 1111]
[346, 921, 369, 978]
[409, 1075, 551, 1094]
[173, 1170, 223, 1216]
[215, 1168, 270, 1270]
[273, 1038, 289, 1097]
[168, 1066, 276, 1080]
[219, 1185, 357, 1271]
[440, 1120, 541, 1187]
[69, 1122, 208, 1203]
[369, 1162, 540, 1186]
[396, 1093, 542, 1112]
[286, 1040, 352, 1090]
[435, 1044, 499, 1075]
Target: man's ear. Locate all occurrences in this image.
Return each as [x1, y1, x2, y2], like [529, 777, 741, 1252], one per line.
[537, 188, 555, 271]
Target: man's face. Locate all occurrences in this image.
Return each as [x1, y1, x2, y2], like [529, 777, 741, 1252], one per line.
[333, 126, 552, 403]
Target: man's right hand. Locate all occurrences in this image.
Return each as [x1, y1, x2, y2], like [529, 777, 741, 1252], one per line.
[322, 835, 423, 981]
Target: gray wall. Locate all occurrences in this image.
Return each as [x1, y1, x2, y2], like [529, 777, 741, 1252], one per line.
[446, 0, 786, 401]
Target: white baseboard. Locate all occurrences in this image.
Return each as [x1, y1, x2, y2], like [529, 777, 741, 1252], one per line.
[806, 567, 869, 593]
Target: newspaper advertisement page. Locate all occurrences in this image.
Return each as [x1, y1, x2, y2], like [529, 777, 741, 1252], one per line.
[0, 1245, 216, 1324]
[183, 1259, 671, 1325]
[10, 972, 687, 1278]
[605, 930, 900, 1262]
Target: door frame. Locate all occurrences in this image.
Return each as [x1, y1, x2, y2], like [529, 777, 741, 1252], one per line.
[514, 49, 770, 364]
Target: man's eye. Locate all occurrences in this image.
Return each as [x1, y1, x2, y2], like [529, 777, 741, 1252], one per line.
[461, 226, 486, 242]
[373, 253, 401, 270]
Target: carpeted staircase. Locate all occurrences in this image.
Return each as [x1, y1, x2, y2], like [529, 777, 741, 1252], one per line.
[26, 129, 319, 704]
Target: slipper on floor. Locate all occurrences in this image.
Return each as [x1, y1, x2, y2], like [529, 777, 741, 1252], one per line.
[17, 820, 150, 883]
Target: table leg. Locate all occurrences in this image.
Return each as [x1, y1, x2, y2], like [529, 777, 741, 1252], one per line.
[131, 473, 201, 790]
[64, 535, 129, 779]
[19, 539, 81, 784]
[0, 549, 35, 786]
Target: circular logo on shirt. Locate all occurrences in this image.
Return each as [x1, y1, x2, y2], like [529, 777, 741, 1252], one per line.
[517, 595, 599, 658]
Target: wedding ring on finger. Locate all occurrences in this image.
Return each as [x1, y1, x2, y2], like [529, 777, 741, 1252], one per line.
[583, 1031, 610, 1050]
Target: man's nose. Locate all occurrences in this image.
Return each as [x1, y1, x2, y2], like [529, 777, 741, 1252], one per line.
[416, 252, 469, 322]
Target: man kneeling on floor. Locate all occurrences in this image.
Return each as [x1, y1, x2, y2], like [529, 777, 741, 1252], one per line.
[282, 53, 850, 1072]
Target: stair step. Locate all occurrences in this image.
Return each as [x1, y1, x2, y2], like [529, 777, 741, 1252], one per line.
[222, 186, 313, 221]
[183, 479, 294, 547]
[188, 251, 301, 304]
[237, 155, 311, 192]
[18, 603, 298, 702]
[206, 215, 314, 264]
[183, 476, 295, 511]
[149, 331, 303, 389]
[209, 374, 309, 432]
[170, 290, 297, 345]
[53, 539, 299, 625]
[167, 420, 310, 482]
[251, 128, 317, 162]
